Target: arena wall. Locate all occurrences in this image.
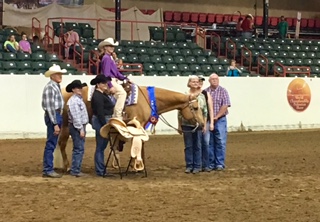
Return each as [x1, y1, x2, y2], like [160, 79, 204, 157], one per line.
[0, 75, 318, 139]
[85, 0, 320, 19]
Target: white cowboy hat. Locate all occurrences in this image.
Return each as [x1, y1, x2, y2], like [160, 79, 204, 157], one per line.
[44, 64, 67, 77]
[98, 37, 119, 49]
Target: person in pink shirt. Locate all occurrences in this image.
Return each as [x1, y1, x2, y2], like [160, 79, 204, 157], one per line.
[63, 27, 79, 59]
[19, 32, 32, 54]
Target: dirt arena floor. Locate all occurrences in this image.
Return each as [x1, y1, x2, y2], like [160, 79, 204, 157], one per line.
[1, 130, 320, 222]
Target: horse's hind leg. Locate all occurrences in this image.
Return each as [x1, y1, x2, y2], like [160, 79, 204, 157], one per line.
[57, 125, 70, 172]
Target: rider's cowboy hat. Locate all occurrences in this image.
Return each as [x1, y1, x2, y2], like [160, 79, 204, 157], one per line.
[66, 80, 87, 93]
[90, 75, 111, 85]
[44, 64, 67, 77]
[98, 37, 119, 49]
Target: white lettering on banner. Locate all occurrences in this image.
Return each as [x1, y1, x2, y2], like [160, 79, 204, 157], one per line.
[1, 75, 320, 139]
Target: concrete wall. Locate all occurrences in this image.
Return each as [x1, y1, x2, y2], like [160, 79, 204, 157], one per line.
[0, 75, 319, 139]
[85, 0, 320, 18]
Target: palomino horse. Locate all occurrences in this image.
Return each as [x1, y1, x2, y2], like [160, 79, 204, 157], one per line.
[56, 84, 205, 171]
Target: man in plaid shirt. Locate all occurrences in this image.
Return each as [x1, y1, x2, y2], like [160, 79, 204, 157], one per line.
[205, 73, 231, 171]
[42, 65, 67, 178]
[66, 80, 89, 177]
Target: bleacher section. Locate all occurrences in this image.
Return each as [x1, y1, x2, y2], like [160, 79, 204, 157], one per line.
[216, 37, 320, 77]
[0, 28, 83, 75]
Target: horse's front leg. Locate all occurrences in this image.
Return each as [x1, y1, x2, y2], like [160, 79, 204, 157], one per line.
[57, 125, 70, 172]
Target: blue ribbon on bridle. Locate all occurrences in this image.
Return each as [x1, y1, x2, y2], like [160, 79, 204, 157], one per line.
[144, 86, 159, 132]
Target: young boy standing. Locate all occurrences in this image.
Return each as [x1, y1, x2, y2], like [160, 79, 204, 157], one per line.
[66, 80, 89, 177]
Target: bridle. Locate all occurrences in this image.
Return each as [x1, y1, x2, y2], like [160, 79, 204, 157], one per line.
[137, 86, 201, 134]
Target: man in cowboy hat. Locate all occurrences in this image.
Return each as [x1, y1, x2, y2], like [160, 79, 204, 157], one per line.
[41, 64, 67, 178]
[98, 37, 130, 120]
[66, 80, 89, 177]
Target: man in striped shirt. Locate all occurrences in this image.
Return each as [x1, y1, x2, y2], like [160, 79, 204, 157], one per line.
[66, 80, 89, 177]
[205, 73, 231, 171]
[41, 65, 67, 178]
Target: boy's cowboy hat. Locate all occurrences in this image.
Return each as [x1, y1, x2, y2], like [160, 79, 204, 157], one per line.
[90, 75, 111, 85]
[98, 37, 119, 49]
[197, 75, 205, 81]
[66, 80, 87, 93]
[44, 64, 67, 77]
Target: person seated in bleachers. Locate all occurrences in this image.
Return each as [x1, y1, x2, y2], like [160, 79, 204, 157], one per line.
[19, 32, 32, 54]
[226, 60, 241, 77]
[64, 27, 80, 59]
[4, 35, 20, 53]
[111, 52, 124, 69]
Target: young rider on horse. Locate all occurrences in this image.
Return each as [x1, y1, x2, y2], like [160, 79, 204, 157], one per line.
[98, 38, 130, 120]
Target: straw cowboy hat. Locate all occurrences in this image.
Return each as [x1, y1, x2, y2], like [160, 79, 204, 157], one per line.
[66, 80, 87, 93]
[90, 75, 111, 85]
[100, 117, 149, 142]
[98, 37, 119, 49]
[44, 64, 67, 77]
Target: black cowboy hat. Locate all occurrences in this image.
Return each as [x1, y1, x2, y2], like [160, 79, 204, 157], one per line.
[66, 80, 87, 93]
[90, 75, 111, 85]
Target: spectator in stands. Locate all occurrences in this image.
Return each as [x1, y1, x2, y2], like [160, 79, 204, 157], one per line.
[64, 27, 79, 59]
[226, 59, 241, 77]
[241, 14, 254, 38]
[205, 74, 231, 171]
[19, 32, 32, 54]
[4, 35, 20, 53]
[98, 38, 130, 120]
[236, 17, 244, 37]
[178, 76, 208, 174]
[278, 16, 288, 39]
[66, 80, 89, 177]
[197, 75, 214, 172]
[111, 52, 124, 69]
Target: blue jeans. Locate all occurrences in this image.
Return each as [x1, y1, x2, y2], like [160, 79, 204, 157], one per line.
[182, 125, 202, 170]
[69, 124, 86, 175]
[6, 44, 17, 53]
[209, 116, 227, 169]
[201, 121, 210, 169]
[92, 115, 111, 176]
[43, 113, 62, 174]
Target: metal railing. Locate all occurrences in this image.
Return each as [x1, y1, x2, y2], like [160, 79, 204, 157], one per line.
[274, 62, 311, 77]
[210, 32, 221, 57]
[241, 46, 252, 71]
[257, 54, 269, 76]
[225, 38, 236, 60]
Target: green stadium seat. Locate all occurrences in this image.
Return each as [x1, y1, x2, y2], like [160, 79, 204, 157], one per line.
[313, 59, 320, 66]
[135, 47, 148, 55]
[143, 63, 156, 72]
[201, 64, 214, 75]
[291, 45, 301, 51]
[158, 48, 170, 55]
[288, 51, 298, 58]
[178, 42, 188, 49]
[16, 53, 31, 61]
[307, 52, 316, 58]
[126, 54, 139, 63]
[310, 45, 319, 51]
[166, 42, 178, 48]
[181, 71, 193, 76]
[2, 61, 17, 70]
[173, 55, 185, 64]
[139, 54, 151, 63]
[294, 58, 304, 66]
[303, 59, 313, 66]
[207, 56, 220, 65]
[214, 65, 226, 76]
[311, 66, 320, 75]
[269, 51, 279, 58]
[146, 48, 159, 55]
[181, 49, 192, 57]
[178, 64, 189, 71]
[301, 45, 310, 51]
[166, 63, 179, 73]
[125, 47, 135, 54]
[185, 56, 197, 64]
[31, 61, 46, 71]
[196, 56, 208, 64]
[218, 58, 229, 65]
[169, 48, 181, 56]
[284, 58, 294, 66]
[145, 70, 159, 76]
[115, 46, 124, 54]
[31, 52, 46, 61]
[187, 42, 199, 49]
[150, 55, 162, 63]
[162, 55, 174, 64]
[166, 31, 176, 42]
[16, 61, 32, 71]
[145, 41, 157, 48]
[133, 41, 145, 47]
[152, 30, 164, 41]
[155, 63, 167, 72]
[3, 52, 16, 61]
[176, 31, 186, 42]
[192, 48, 204, 56]
[45, 54, 61, 62]
[279, 51, 288, 58]
[86, 38, 98, 46]
[189, 64, 201, 73]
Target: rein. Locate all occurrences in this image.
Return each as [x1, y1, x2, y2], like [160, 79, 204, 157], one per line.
[136, 86, 200, 134]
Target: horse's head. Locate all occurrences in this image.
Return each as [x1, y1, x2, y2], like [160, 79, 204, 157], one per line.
[180, 94, 205, 128]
